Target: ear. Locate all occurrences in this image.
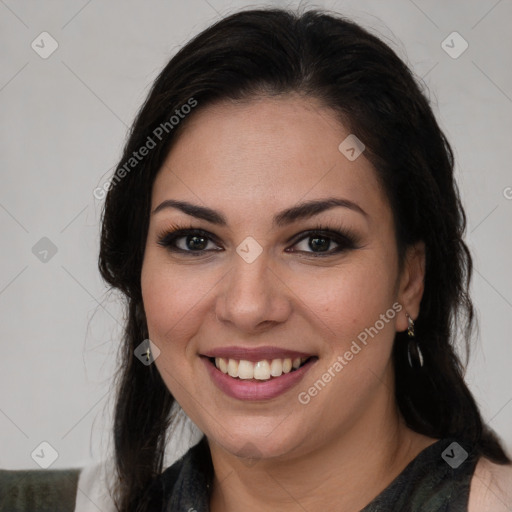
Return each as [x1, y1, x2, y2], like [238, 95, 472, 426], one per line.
[395, 241, 426, 333]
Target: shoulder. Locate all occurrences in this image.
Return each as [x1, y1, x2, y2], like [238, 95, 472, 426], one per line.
[468, 457, 512, 512]
[74, 459, 118, 512]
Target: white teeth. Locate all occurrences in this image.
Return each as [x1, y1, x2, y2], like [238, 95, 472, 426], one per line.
[238, 360, 254, 380]
[270, 359, 283, 377]
[214, 356, 310, 380]
[254, 361, 270, 380]
[227, 359, 239, 378]
[218, 357, 228, 374]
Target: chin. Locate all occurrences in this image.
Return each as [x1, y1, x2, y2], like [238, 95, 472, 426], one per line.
[209, 423, 306, 462]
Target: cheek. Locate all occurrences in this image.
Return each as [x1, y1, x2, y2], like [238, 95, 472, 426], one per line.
[140, 253, 222, 352]
[140, 254, 211, 412]
[288, 258, 398, 346]
[292, 266, 400, 423]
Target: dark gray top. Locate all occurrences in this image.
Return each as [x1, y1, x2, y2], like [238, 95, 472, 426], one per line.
[140, 436, 479, 511]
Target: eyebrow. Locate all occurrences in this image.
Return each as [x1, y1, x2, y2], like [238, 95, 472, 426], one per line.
[152, 197, 368, 226]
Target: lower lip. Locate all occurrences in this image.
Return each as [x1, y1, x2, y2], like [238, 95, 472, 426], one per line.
[202, 357, 317, 401]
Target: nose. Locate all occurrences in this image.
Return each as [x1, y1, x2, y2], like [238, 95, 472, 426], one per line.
[215, 252, 292, 334]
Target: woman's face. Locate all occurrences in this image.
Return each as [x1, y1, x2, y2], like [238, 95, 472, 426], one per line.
[141, 94, 424, 460]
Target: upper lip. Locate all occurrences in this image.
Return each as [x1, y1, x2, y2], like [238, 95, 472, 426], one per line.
[201, 345, 314, 362]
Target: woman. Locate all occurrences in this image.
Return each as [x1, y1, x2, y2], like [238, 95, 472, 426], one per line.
[98, 7, 511, 512]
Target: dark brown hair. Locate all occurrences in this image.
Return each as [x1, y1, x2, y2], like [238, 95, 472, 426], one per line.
[98, 7, 511, 511]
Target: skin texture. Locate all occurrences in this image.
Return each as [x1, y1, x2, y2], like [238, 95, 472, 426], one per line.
[469, 458, 512, 511]
[140, 94, 439, 511]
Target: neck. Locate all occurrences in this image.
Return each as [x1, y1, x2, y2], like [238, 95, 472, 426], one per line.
[208, 375, 435, 512]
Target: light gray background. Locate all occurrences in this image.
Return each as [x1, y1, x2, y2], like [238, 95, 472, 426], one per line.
[1, 0, 511, 470]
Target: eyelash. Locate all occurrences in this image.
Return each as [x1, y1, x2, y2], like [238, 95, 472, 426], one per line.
[156, 222, 360, 258]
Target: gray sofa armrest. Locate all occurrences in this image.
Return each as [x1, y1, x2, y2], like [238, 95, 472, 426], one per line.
[0, 468, 80, 512]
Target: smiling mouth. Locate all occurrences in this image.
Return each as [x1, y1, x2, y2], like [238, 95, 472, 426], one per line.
[208, 356, 316, 381]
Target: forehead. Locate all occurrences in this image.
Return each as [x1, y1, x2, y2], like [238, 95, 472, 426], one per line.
[151, 95, 389, 226]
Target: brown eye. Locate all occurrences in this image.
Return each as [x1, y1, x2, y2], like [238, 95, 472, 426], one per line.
[286, 229, 357, 256]
[182, 234, 208, 251]
[157, 229, 222, 254]
[306, 235, 333, 252]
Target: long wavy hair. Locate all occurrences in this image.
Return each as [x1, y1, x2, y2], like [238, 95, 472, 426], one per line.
[98, 7, 511, 511]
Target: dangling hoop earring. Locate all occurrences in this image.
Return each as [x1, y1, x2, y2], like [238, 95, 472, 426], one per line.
[406, 312, 424, 369]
